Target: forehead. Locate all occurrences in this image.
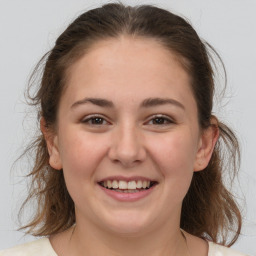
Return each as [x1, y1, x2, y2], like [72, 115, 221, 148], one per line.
[62, 36, 195, 109]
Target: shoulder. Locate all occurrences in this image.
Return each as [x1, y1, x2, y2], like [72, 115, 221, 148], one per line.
[208, 241, 248, 256]
[0, 238, 57, 256]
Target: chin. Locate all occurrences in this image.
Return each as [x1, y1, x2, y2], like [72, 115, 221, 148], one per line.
[100, 210, 155, 236]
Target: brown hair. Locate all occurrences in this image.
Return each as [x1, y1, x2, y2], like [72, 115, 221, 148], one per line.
[20, 2, 241, 246]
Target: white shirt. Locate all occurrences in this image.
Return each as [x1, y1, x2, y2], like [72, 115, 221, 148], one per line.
[0, 238, 248, 256]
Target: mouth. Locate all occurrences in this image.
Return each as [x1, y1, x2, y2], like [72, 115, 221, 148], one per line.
[98, 180, 158, 193]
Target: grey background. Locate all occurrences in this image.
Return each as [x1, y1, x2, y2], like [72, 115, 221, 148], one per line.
[0, 0, 255, 255]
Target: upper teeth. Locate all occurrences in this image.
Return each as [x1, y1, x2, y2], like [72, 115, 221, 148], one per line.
[103, 180, 150, 189]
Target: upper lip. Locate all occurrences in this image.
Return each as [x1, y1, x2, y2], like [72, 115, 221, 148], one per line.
[98, 176, 157, 182]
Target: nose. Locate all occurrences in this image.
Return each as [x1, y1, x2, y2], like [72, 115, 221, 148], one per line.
[108, 124, 146, 168]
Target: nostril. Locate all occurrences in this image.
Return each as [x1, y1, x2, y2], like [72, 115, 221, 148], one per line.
[107, 135, 147, 166]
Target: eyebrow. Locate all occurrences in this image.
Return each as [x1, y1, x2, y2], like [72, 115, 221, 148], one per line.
[71, 97, 185, 110]
[71, 98, 114, 108]
[140, 97, 185, 109]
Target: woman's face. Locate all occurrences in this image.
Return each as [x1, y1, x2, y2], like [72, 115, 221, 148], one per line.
[48, 37, 214, 235]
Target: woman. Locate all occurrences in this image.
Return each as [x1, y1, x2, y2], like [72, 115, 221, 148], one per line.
[0, 3, 248, 256]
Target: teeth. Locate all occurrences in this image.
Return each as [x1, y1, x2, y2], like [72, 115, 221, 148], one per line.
[102, 180, 151, 190]
[119, 181, 128, 189]
[112, 180, 118, 189]
[142, 181, 147, 189]
[107, 180, 112, 189]
[116, 189, 140, 193]
[128, 181, 137, 189]
[137, 180, 142, 189]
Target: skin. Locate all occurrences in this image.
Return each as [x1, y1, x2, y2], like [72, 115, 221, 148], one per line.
[43, 36, 218, 256]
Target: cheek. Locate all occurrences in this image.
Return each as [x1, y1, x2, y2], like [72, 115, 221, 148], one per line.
[150, 133, 197, 169]
[147, 132, 198, 194]
[57, 130, 110, 208]
[58, 129, 108, 180]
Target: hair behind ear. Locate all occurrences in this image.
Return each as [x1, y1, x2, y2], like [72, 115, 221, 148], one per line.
[181, 118, 241, 246]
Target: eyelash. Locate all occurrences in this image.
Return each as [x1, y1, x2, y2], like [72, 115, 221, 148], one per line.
[146, 115, 174, 125]
[81, 115, 109, 125]
[81, 114, 175, 126]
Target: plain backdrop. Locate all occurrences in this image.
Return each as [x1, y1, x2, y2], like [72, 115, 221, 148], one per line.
[0, 0, 255, 254]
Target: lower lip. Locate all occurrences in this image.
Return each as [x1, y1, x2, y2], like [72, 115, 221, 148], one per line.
[98, 184, 156, 202]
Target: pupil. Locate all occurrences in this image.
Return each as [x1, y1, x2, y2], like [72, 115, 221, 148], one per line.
[93, 118, 103, 124]
[153, 118, 164, 124]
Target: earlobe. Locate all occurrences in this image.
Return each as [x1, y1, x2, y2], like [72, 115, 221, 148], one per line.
[194, 119, 219, 172]
[40, 118, 62, 170]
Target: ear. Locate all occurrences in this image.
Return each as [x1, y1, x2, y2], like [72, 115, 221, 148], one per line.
[194, 118, 219, 172]
[40, 118, 62, 170]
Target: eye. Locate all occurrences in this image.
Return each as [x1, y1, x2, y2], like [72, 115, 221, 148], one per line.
[81, 115, 109, 125]
[147, 115, 174, 125]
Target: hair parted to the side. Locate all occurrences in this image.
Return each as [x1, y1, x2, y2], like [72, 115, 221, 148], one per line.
[19, 2, 241, 246]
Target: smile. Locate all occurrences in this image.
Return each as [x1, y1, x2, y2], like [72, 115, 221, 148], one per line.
[98, 179, 158, 194]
